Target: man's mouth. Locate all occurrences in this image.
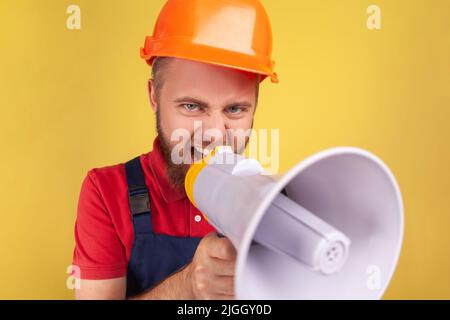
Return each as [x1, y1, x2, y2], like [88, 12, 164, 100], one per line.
[191, 145, 209, 161]
[190, 144, 223, 162]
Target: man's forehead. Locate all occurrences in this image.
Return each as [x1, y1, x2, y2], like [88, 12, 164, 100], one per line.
[152, 57, 260, 106]
[167, 57, 258, 83]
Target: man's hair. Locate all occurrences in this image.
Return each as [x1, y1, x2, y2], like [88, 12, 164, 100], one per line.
[151, 56, 173, 103]
[151, 56, 261, 104]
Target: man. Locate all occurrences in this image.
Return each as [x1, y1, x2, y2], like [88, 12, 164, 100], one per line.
[72, 0, 278, 300]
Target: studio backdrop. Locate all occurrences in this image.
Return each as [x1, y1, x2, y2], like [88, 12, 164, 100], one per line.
[0, 0, 449, 299]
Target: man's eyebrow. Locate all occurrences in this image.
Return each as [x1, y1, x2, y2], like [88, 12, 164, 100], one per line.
[173, 96, 210, 108]
[224, 101, 253, 108]
[173, 96, 254, 109]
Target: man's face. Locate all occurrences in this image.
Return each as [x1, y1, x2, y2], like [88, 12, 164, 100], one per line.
[148, 58, 259, 189]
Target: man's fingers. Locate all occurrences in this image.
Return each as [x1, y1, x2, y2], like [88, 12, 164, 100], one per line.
[210, 275, 234, 296]
[207, 257, 235, 276]
[208, 294, 235, 300]
[207, 234, 237, 261]
[192, 232, 237, 299]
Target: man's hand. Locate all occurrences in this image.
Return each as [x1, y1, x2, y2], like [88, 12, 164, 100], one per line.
[185, 232, 237, 300]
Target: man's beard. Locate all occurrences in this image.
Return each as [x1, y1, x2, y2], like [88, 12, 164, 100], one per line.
[156, 110, 190, 191]
[155, 109, 252, 191]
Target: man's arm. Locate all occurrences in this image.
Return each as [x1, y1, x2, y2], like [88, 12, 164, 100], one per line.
[129, 264, 194, 300]
[74, 233, 236, 300]
[133, 233, 236, 300]
[75, 278, 127, 300]
[75, 265, 193, 300]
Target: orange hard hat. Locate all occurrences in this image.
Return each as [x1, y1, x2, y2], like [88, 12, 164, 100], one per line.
[140, 0, 278, 83]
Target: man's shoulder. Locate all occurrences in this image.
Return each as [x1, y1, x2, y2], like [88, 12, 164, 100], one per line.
[85, 152, 151, 191]
[87, 162, 124, 186]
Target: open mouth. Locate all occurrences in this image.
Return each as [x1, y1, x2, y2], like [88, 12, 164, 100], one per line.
[190, 145, 217, 162]
[190, 145, 206, 162]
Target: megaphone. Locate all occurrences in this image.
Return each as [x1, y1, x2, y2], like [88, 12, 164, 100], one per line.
[184, 146, 403, 299]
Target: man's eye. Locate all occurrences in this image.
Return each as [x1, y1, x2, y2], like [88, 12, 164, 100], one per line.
[227, 106, 244, 114]
[183, 103, 200, 111]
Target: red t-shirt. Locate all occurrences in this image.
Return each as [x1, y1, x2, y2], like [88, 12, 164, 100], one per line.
[72, 137, 216, 280]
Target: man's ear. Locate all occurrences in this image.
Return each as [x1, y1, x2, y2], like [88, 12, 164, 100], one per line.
[147, 79, 158, 112]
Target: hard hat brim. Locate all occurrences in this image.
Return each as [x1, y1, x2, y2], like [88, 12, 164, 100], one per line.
[141, 36, 278, 84]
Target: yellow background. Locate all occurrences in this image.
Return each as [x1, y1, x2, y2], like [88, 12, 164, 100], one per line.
[0, 0, 449, 299]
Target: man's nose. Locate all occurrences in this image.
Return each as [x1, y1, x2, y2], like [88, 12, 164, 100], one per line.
[203, 113, 227, 145]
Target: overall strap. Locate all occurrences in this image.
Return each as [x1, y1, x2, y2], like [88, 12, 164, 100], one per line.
[124, 156, 153, 233]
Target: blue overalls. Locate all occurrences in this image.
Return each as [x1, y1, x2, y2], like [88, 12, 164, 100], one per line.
[124, 156, 202, 298]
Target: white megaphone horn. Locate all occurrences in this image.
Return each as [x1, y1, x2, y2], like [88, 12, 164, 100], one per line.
[184, 146, 404, 299]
